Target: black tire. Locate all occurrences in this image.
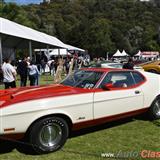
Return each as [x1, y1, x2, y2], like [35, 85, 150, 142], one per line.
[28, 116, 69, 154]
[149, 97, 160, 120]
[0, 139, 15, 153]
[147, 69, 158, 74]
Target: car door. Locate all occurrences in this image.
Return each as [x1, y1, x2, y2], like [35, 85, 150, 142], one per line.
[93, 71, 144, 119]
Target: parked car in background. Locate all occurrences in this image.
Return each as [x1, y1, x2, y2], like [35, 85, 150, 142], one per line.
[0, 68, 160, 154]
[87, 60, 113, 68]
[140, 60, 160, 74]
[89, 61, 143, 71]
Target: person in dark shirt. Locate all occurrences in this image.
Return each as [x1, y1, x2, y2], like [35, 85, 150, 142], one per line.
[123, 58, 134, 70]
[17, 57, 28, 86]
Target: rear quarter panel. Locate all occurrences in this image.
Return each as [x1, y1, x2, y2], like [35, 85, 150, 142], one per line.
[141, 71, 160, 107]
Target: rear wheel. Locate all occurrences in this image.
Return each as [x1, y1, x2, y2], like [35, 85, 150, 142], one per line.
[28, 117, 69, 154]
[149, 98, 160, 120]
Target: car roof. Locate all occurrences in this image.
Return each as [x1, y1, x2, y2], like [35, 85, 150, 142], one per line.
[81, 67, 130, 72]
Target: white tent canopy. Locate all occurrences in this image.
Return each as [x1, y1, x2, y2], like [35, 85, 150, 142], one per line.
[134, 50, 142, 56]
[113, 49, 122, 57]
[0, 17, 68, 64]
[121, 50, 129, 56]
[64, 44, 85, 52]
[0, 17, 67, 49]
[0, 18, 85, 64]
[34, 48, 71, 57]
[49, 49, 71, 56]
[34, 43, 85, 59]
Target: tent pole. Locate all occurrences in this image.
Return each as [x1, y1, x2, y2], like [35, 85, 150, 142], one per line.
[58, 48, 60, 57]
[46, 45, 49, 84]
[46, 45, 49, 60]
[0, 36, 3, 65]
[29, 40, 32, 60]
[13, 48, 16, 61]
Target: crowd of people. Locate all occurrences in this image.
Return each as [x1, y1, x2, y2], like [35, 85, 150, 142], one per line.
[0, 55, 90, 89]
[0, 53, 136, 90]
[0, 57, 40, 89]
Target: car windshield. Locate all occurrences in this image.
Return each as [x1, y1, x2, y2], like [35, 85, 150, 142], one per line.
[61, 70, 103, 89]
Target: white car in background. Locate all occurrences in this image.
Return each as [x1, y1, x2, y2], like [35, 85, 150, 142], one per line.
[101, 62, 144, 71]
[89, 61, 143, 71]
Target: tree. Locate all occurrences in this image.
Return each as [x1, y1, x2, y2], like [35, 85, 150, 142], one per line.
[2, 0, 160, 58]
[1, 3, 35, 28]
[86, 18, 114, 57]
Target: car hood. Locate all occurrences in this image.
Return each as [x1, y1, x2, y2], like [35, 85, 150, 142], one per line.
[0, 84, 90, 107]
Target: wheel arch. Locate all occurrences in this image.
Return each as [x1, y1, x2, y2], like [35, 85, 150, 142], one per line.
[150, 94, 160, 106]
[148, 94, 160, 120]
[156, 94, 160, 99]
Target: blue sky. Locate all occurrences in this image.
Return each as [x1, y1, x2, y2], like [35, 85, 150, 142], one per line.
[5, 0, 43, 5]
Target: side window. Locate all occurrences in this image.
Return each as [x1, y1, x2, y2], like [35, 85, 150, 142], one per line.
[132, 72, 145, 84]
[98, 72, 113, 88]
[99, 71, 135, 88]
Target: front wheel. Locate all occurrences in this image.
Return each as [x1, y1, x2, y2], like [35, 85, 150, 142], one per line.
[28, 117, 69, 154]
[149, 98, 160, 120]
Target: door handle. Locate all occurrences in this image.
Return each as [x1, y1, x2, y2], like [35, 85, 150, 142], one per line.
[135, 90, 140, 94]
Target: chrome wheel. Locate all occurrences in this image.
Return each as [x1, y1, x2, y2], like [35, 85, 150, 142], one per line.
[29, 117, 69, 154]
[39, 123, 62, 147]
[150, 97, 160, 120]
[153, 99, 160, 117]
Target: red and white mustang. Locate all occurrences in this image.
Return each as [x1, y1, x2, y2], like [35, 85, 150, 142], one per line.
[0, 68, 160, 153]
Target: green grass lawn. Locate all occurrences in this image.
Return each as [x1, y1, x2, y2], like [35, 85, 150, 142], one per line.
[0, 74, 160, 160]
[0, 116, 160, 160]
[0, 74, 55, 90]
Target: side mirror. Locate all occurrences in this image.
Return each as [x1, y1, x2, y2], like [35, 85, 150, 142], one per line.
[102, 83, 113, 90]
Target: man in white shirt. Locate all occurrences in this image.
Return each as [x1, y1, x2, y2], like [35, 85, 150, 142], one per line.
[2, 58, 17, 89]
